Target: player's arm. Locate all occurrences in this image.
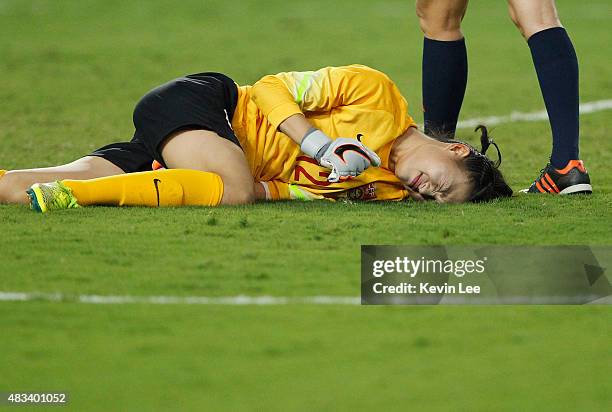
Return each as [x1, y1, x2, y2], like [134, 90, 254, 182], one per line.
[254, 180, 291, 201]
[250, 66, 383, 182]
[251, 65, 407, 147]
[255, 180, 323, 201]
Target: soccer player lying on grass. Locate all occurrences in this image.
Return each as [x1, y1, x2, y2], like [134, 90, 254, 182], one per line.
[0, 65, 512, 211]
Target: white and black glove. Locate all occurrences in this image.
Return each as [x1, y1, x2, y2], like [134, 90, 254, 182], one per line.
[300, 128, 381, 182]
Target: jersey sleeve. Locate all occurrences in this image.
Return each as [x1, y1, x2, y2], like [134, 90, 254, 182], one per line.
[250, 64, 412, 132]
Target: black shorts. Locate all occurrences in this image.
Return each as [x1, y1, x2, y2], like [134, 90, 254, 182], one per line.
[90, 72, 240, 173]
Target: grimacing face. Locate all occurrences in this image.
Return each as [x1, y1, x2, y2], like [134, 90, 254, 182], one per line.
[396, 143, 474, 203]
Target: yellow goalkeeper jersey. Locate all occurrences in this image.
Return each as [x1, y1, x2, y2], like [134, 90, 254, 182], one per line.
[231, 64, 417, 201]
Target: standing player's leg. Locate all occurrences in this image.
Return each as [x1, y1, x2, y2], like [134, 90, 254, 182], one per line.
[416, 0, 469, 138]
[508, 0, 591, 194]
[0, 156, 124, 205]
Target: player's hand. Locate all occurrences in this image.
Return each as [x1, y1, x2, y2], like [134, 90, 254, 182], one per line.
[318, 138, 381, 182]
[300, 129, 381, 183]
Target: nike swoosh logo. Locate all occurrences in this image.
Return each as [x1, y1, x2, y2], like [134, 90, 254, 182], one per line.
[334, 144, 371, 163]
[153, 179, 161, 207]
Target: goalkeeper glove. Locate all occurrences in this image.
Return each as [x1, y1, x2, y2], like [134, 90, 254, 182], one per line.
[300, 128, 381, 182]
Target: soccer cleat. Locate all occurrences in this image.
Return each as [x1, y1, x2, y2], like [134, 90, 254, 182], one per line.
[26, 181, 80, 213]
[522, 160, 592, 195]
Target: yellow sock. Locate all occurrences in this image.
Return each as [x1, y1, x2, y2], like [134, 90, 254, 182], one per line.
[63, 169, 224, 207]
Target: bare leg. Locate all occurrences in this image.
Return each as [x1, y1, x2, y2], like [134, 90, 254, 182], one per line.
[0, 156, 124, 204]
[416, 0, 469, 41]
[160, 129, 255, 205]
[508, 0, 561, 39]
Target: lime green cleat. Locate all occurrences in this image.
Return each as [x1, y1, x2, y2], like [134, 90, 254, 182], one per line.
[26, 181, 80, 213]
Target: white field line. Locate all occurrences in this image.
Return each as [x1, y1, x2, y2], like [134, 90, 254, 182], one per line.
[0, 291, 609, 305]
[0, 291, 361, 305]
[455, 99, 612, 129]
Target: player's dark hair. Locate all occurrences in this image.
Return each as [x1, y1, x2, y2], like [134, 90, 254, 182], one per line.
[431, 125, 513, 202]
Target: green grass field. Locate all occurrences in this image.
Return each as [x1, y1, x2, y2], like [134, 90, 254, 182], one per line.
[1, 0, 611, 410]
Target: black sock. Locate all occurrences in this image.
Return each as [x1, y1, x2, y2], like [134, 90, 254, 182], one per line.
[422, 37, 468, 138]
[528, 27, 580, 169]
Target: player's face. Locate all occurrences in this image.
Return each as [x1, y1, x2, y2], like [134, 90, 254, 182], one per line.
[398, 143, 473, 203]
